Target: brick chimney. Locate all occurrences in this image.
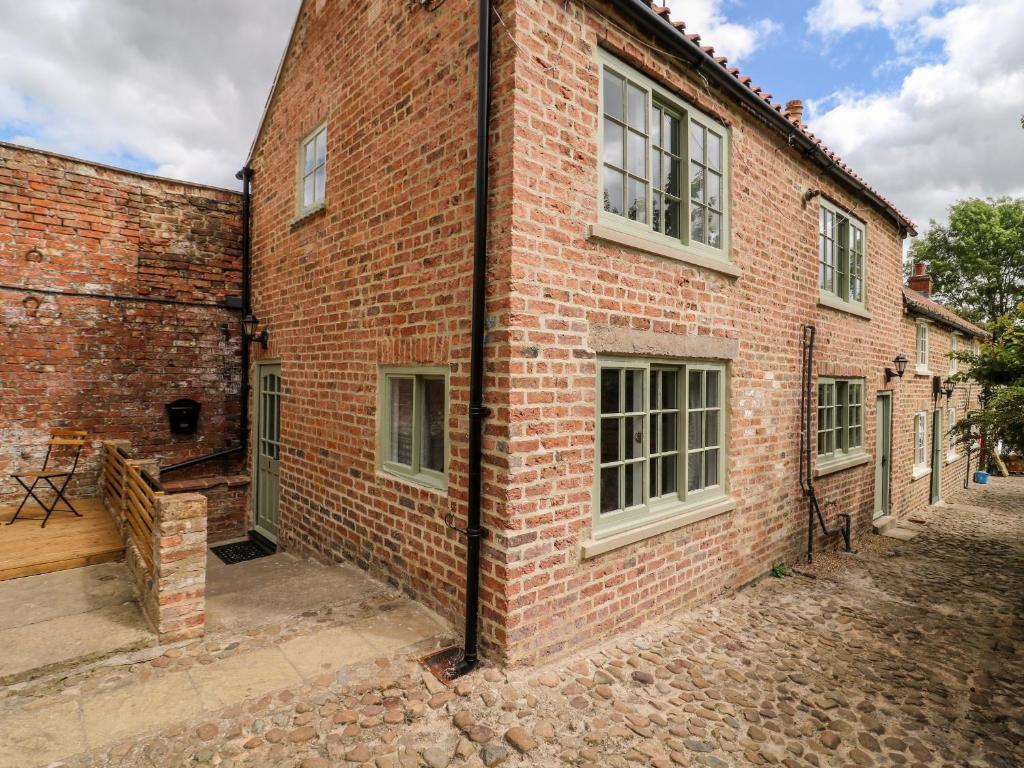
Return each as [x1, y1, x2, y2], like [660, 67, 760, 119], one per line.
[784, 99, 804, 124]
[908, 261, 932, 296]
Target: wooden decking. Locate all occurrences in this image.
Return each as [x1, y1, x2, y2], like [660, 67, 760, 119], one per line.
[0, 497, 124, 581]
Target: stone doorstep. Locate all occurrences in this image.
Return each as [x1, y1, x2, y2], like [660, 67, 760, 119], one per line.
[871, 515, 897, 534]
[880, 527, 921, 541]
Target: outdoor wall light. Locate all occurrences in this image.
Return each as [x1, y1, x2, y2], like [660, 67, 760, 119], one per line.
[884, 354, 908, 383]
[942, 378, 956, 399]
[241, 312, 268, 349]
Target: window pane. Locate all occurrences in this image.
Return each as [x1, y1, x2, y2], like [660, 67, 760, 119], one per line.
[687, 452, 702, 492]
[705, 371, 719, 406]
[315, 128, 327, 166]
[705, 449, 719, 487]
[314, 165, 325, 203]
[627, 131, 646, 177]
[601, 368, 620, 414]
[688, 411, 703, 448]
[663, 155, 679, 196]
[688, 371, 703, 408]
[625, 461, 643, 507]
[689, 122, 704, 162]
[662, 412, 677, 451]
[600, 417, 620, 463]
[603, 68, 624, 121]
[303, 174, 314, 208]
[664, 199, 680, 238]
[662, 370, 677, 408]
[707, 132, 722, 172]
[626, 369, 644, 411]
[626, 84, 646, 129]
[603, 167, 624, 216]
[690, 205, 706, 244]
[627, 178, 647, 223]
[421, 378, 445, 472]
[650, 411, 659, 452]
[600, 467, 619, 514]
[389, 378, 414, 466]
[708, 211, 722, 249]
[651, 105, 661, 147]
[304, 140, 315, 174]
[661, 455, 677, 495]
[689, 162, 704, 202]
[603, 118, 624, 167]
[664, 112, 679, 154]
[652, 193, 662, 235]
[707, 172, 721, 210]
[626, 415, 644, 459]
[705, 410, 719, 447]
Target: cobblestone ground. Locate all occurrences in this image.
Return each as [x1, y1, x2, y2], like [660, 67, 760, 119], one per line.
[13, 478, 1024, 768]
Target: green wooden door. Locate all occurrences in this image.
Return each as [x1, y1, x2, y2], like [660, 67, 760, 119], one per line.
[874, 393, 891, 518]
[255, 363, 281, 542]
[930, 409, 941, 504]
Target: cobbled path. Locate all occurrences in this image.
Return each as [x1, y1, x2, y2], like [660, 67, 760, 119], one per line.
[33, 478, 1024, 767]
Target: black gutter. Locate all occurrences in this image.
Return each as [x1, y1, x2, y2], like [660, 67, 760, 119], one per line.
[607, 0, 916, 236]
[451, 0, 493, 678]
[162, 166, 253, 477]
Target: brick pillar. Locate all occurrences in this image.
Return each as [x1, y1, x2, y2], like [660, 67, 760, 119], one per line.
[152, 492, 207, 642]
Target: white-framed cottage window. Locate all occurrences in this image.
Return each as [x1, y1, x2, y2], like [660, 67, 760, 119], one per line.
[296, 122, 327, 215]
[916, 322, 930, 374]
[949, 335, 959, 375]
[947, 406, 958, 459]
[913, 412, 928, 474]
[817, 378, 864, 463]
[598, 50, 730, 262]
[378, 366, 448, 490]
[595, 358, 727, 538]
[819, 201, 866, 309]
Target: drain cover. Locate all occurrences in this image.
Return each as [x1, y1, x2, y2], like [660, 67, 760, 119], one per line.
[420, 645, 467, 684]
[211, 539, 274, 565]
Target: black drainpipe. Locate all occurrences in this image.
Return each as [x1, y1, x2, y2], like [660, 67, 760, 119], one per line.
[162, 166, 252, 475]
[451, 0, 493, 677]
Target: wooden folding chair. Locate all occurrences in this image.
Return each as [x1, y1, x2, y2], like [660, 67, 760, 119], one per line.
[8, 429, 88, 528]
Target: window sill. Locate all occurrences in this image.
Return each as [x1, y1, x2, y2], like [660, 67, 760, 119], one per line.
[915, 366, 932, 377]
[378, 467, 448, 494]
[817, 293, 871, 320]
[580, 496, 737, 560]
[290, 202, 326, 227]
[946, 452, 961, 465]
[911, 465, 931, 481]
[588, 223, 741, 279]
[814, 451, 870, 478]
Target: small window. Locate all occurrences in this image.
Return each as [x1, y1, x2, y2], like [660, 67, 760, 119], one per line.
[817, 378, 864, 462]
[819, 201, 866, 307]
[949, 335, 959, 375]
[596, 358, 726, 536]
[916, 322, 929, 372]
[947, 407, 957, 456]
[599, 51, 729, 258]
[380, 368, 447, 488]
[297, 123, 327, 215]
[914, 412, 927, 468]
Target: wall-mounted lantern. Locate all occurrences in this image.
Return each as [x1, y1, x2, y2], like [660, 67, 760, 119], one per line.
[884, 354, 908, 383]
[942, 378, 956, 399]
[241, 312, 269, 349]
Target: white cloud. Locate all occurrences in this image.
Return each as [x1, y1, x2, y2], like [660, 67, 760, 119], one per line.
[805, 0, 1024, 231]
[806, 0, 946, 37]
[0, 0, 300, 189]
[665, 0, 781, 63]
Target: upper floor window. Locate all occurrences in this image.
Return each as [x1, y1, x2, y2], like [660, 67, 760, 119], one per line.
[949, 335, 959, 375]
[916, 322, 929, 373]
[817, 378, 864, 461]
[819, 202, 865, 308]
[297, 123, 327, 216]
[599, 50, 729, 258]
[596, 358, 727, 537]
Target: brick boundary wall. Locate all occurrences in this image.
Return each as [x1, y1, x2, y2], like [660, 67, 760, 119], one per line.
[162, 474, 249, 542]
[0, 141, 244, 503]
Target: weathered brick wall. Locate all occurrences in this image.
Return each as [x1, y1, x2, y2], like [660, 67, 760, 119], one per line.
[494, 0, 914, 663]
[162, 474, 250, 542]
[0, 142, 244, 502]
[247, 0, 517, 639]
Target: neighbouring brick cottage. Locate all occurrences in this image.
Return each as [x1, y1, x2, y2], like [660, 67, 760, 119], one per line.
[0, 142, 248, 539]
[239, 0, 988, 665]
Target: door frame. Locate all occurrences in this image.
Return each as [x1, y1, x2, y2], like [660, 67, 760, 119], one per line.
[252, 360, 282, 543]
[930, 408, 942, 504]
[874, 391, 892, 519]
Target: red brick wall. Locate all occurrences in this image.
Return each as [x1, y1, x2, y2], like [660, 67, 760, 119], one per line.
[0, 142, 244, 502]
[247, 0, 517, 637]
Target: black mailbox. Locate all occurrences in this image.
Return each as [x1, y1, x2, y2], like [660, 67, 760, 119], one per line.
[166, 398, 201, 435]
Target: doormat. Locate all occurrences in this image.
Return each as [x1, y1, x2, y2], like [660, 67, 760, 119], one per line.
[211, 538, 275, 565]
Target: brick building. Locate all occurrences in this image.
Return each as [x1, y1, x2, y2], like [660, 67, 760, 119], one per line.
[238, 0, 992, 665]
[0, 142, 246, 537]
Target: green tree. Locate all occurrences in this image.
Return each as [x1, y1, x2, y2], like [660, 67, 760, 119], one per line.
[909, 197, 1024, 325]
[952, 304, 1024, 469]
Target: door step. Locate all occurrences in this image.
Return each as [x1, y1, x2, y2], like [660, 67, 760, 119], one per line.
[872, 515, 897, 534]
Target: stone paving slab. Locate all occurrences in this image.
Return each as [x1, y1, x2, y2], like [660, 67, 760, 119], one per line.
[0, 699, 83, 768]
[190, 646, 303, 710]
[81, 671, 201, 747]
[279, 624, 376, 678]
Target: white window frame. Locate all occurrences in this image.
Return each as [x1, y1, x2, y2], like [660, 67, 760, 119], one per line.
[296, 122, 327, 217]
[377, 366, 449, 491]
[596, 49, 731, 268]
[946, 406, 959, 461]
[818, 200, 867, 312]
[915, 321, 930, 374]
[816, 378, 865, 467]
[949, 334, 959, 375]
[594, 357, 728, 540]
[913, 412, 929, 478]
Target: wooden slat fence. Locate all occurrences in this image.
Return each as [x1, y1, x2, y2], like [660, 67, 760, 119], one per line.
[122, 462, 163, 576]
[101, 445, 128, 510]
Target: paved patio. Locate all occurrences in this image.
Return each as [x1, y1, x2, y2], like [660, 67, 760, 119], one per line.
[1, 478, 1021, 768]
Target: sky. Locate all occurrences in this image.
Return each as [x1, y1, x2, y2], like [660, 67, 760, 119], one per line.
[0, 0, 1021, 234]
